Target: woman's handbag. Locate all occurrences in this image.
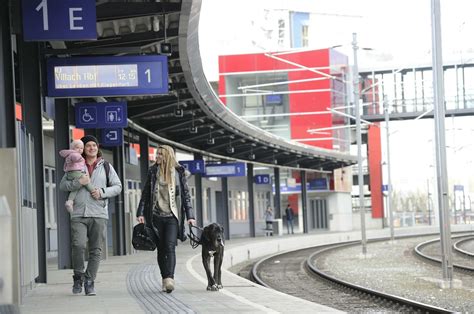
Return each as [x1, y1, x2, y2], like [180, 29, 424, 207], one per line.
[132, 223, 157, 251]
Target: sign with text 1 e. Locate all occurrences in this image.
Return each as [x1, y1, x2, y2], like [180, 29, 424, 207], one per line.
[204, 163, 246, 177]
[75, 102, 127, 129]
[22, 0, 96, 41]
[46, 55, 169, 97]
[254, 174, 270, 184]
[101, 128, 123, 147]
[180, 160, 205, 174]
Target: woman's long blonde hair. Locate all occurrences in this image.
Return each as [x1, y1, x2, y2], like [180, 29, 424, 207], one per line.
[157, 145, 180, 185]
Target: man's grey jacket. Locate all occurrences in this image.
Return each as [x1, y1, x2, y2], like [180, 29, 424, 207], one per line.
[60, 158, 122, 219]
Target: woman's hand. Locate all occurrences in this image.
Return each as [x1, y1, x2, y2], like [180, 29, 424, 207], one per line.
[187, 218, 196, 226]
[137, 216, 145, 224]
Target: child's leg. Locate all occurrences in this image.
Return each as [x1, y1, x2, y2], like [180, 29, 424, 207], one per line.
[66, 171, 84, 201]
[85, 183, 95, 193]
[67, 171, 95, 193]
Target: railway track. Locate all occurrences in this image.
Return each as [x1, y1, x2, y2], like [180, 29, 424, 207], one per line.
[453, 236, 474, 258]
[250, 239, 452, 313]
[414, 234, 474, 273]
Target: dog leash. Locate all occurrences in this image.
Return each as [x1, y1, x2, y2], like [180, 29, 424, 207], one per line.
[187, 224, 203, 249]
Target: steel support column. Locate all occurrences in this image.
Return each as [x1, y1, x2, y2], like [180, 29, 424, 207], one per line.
[273, 167, 281, 219]
[0, 2, 15, 148]
[221, 177, 230, 240]
[18, 39, 47, 282]
[139, 133, 150, 185]
[300, 170, 308, 233]
[193, 152, 203, 227]
[113, 144, 126, 255]
[54, 99, 71, 269]
[247, 163, 255, 237]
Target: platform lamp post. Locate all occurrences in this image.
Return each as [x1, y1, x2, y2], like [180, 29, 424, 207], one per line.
[383, 97, 395, 242]
[352, 33, 367, 255]
[431, 0, 454, 286]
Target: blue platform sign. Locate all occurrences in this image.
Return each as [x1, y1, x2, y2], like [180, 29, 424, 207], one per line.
[46, 55, 169, 97]
[180, 160, 205, 174]
[75, 102, 127, 129]
[101, 128, 123, 146]
[255, 174, 270, 184]
[309, 178, 328, 190]
[204, 163, 246, 177]
[22, 0, 96, 41]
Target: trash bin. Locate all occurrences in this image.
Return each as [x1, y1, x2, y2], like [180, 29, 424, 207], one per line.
[272, 219, 283, 236]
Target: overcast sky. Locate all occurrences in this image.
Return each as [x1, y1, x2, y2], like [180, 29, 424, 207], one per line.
[199, 0, 474, 196]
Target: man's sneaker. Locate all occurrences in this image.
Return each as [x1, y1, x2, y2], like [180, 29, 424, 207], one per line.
[163, 278, 174, 293]
[72, 275, 83, 294]
[84, 280, 96, 296]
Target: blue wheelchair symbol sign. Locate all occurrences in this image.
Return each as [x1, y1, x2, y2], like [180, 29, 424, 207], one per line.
[79, 107, 97, 125]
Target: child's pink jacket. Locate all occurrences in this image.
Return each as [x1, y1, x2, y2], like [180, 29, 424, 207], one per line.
[59, 149, 86, 172]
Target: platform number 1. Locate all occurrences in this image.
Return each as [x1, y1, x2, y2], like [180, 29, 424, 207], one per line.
[36, 0, 49, 31]
[145, 69, 151, 83]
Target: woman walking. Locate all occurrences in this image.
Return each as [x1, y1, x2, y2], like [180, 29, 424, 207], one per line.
[137, 145, 196, 293]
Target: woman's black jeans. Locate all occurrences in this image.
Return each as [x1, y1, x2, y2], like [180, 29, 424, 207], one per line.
[152, 215, 178, 279]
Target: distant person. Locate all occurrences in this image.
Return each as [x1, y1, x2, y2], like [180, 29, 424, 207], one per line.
[59, 139, 95, 213]
[137, 145, 196, 293]
[263, 206, 274, 235]
[285, 204, 294, 234]
[60, 135, 122, 296]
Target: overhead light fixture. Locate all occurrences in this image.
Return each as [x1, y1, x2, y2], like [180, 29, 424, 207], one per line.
[207, 127, 214, 144]
[189, 126, 198, 134]
[174, 108, 183, 117]
[273, 159, 278, 164]
[226, 146, 234, 154]
[160, 43, 172, 56]
[249, 153, 255, 160]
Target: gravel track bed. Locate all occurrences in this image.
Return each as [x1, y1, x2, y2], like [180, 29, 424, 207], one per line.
[313, 236, 474, 312]
[243, 248, 398, 312]
[457, 237, 474, 255]
[422, 239, 474, 267]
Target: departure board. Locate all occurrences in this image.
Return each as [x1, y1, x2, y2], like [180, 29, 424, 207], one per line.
[46, 55, 168, 97]
[54, 64, 138, 89]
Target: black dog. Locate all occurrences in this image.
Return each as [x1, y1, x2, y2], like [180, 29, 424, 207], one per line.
[201, 223, 225, 291]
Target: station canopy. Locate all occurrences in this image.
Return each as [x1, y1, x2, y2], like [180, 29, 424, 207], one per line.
[45, 0, 356, 172]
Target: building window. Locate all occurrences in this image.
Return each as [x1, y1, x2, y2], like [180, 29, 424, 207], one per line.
[278, 19, 285, 46]
[228, 190, 248, 221]
[203, 187, 212, 223]
[44, 166, 57, 229]
[301, 25, 309, 47]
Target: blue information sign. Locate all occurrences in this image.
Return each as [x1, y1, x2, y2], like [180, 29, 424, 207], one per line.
[46, 55, 169, 97]
[22, 0, 96, 41]
[180, 160, 205, 174]
[254, 174, 270, 184]
[101, 128, 123, 146]
[204, 163, 246, 177]
[309, 178, 328, 190]
[75, 102, 127, 129]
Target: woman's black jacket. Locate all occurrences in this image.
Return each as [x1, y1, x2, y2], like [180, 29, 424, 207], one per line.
[136, 164, 195, 242]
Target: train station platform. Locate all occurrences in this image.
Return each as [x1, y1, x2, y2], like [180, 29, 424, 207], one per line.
[20, 236, 339, 313]
[19, 225, 473, 313]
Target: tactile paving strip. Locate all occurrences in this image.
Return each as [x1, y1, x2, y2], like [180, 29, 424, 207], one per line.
[126, 264, 195, 314]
